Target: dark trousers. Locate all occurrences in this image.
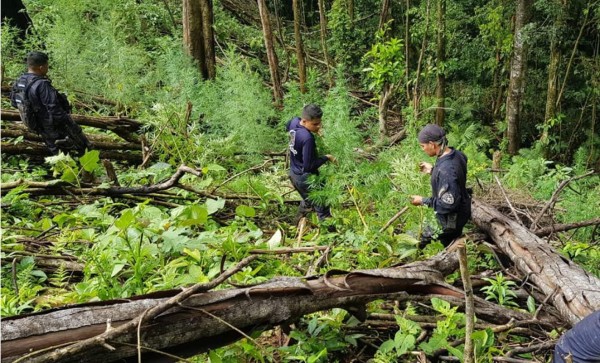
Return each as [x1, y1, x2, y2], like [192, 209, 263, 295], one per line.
[289, 171, 331, 221]
[421, 211, 470, 247]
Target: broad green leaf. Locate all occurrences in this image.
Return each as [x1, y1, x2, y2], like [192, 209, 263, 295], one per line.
[79, 150, 100, 172]
[183, 248, 202, 262]
[208, 350, 222, 363]
[202, 164, 226, 173]
[394, 333, 416, 355]
[235, 205, 255, 218]
[115, 210, 135, 230]
[206, 198, 225, 215]
[378, 339, 396, 354]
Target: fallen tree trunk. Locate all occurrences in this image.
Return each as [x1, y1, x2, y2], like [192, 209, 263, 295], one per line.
[471, 198, 600, 325]
[1, 122, 141, 151]
[1, 141, 142, 164]
[1, 110, 142, 143]
[534, 217, 600, 237]
[1, 251, 466, 363]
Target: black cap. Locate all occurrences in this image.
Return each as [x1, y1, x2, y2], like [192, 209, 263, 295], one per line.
[418, 124, 446, 143]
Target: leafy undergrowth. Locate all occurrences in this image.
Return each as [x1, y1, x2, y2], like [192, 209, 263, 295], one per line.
[1, 127, 599, 362]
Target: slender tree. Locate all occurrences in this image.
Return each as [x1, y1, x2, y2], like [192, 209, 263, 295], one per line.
[200, 0, 216, 80]
[183, 0, 215, 80]
[435, 0, 446, 126]
[505, 0, 532, 155]
[317, 0, 333, 87]
[293, 0, 307, 93]
[257, 0, 283, 104]
[183, 0, 206, 77]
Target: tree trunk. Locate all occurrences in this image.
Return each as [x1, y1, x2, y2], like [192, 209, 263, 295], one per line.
[257, 0, 283, 104]
[183, 0, 207, 78]
[505, 0, 532, 155]
[317, 0, 333, 87]
[541, 1, 565, 149]
[379, 83, 395, 137]
[292, 0, 307, 93]
[200, 0, 216, 79]
[435, 0, 446, 126]
[1, 142, 142, 164]
[378, 0, 391, 31]
[471, 199, 600, 325]
[2, 251, 462, 363]
[413, 0, 431, 120]
[1, 110, 142, 143]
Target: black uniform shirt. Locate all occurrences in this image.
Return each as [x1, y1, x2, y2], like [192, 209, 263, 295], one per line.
[422, 148, 470, 216]
[11, 73, 70, 127]
[286, 117, 328, 175]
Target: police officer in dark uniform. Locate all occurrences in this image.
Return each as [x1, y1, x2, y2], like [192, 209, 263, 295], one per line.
[286, 104, 336, 223]
[553, 310, 600, 363]
[410, 124, 471, 246]
[10, 51, 90, 156]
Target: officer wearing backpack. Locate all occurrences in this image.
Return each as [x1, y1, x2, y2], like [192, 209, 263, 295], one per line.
[286, 104, 336, 223]
[10, 51, 91, 156]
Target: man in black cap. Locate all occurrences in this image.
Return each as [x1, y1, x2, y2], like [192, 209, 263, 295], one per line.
[11, 51, 91, 156]
[286, 104, 336, 223]
[410, 124, 471, 246]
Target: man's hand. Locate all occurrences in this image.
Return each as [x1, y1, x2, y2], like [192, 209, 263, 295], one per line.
[419, 162, 433, 174]
[410, 195, 423, 206]
[326, 154, 337, 164]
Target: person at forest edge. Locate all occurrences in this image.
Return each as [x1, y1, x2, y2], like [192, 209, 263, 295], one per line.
[286, 104, 336, 223]
[553, 310, 600, 363]
[10, 51, 90, 156]
[410, 124, 471, 247]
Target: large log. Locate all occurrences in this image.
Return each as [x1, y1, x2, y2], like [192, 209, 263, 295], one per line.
[1, 141, 142, 164]
[1, 110, 142, 143]
[1, 122, 140, 151]
[1, 251, 464, 363]
[471, 198, 600, 325]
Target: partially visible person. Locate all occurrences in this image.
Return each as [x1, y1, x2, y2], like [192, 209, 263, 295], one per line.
[11, 51, 91, 156]
[286, 104, 335, 223]
[410, 124, 471, 247]
[553, 310, 600, 363]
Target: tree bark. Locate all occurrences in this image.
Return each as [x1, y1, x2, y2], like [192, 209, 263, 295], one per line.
[1, 109, 142, 143]
[435, 0, 446, 126]
[541, 0, 565, 148]
[317, 0, 333, 87]
[1, 142, 142, 164]
[183, 0, 207, 77]
[292, 0, 307, 93]
[378, 0, 391, 31]
[2, 251, 461, 363]
[200, 0, 216, 80]
[505, 0, 532, 155]
[1, 123, 140, 151]
[257, 0, 283, 104]
[471, 199, 600, 325]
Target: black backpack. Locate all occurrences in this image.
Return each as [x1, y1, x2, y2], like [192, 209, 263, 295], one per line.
[11, 75, 43, 133]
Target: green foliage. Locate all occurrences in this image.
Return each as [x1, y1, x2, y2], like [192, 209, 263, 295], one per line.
[481, 273, 519, 308]
[374, 314, 421, 361]
[363, 25, 405, 92]
[279, 310, 357, 362]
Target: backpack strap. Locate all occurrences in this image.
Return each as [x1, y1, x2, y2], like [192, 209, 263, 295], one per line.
[22, 76, 44, 110]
